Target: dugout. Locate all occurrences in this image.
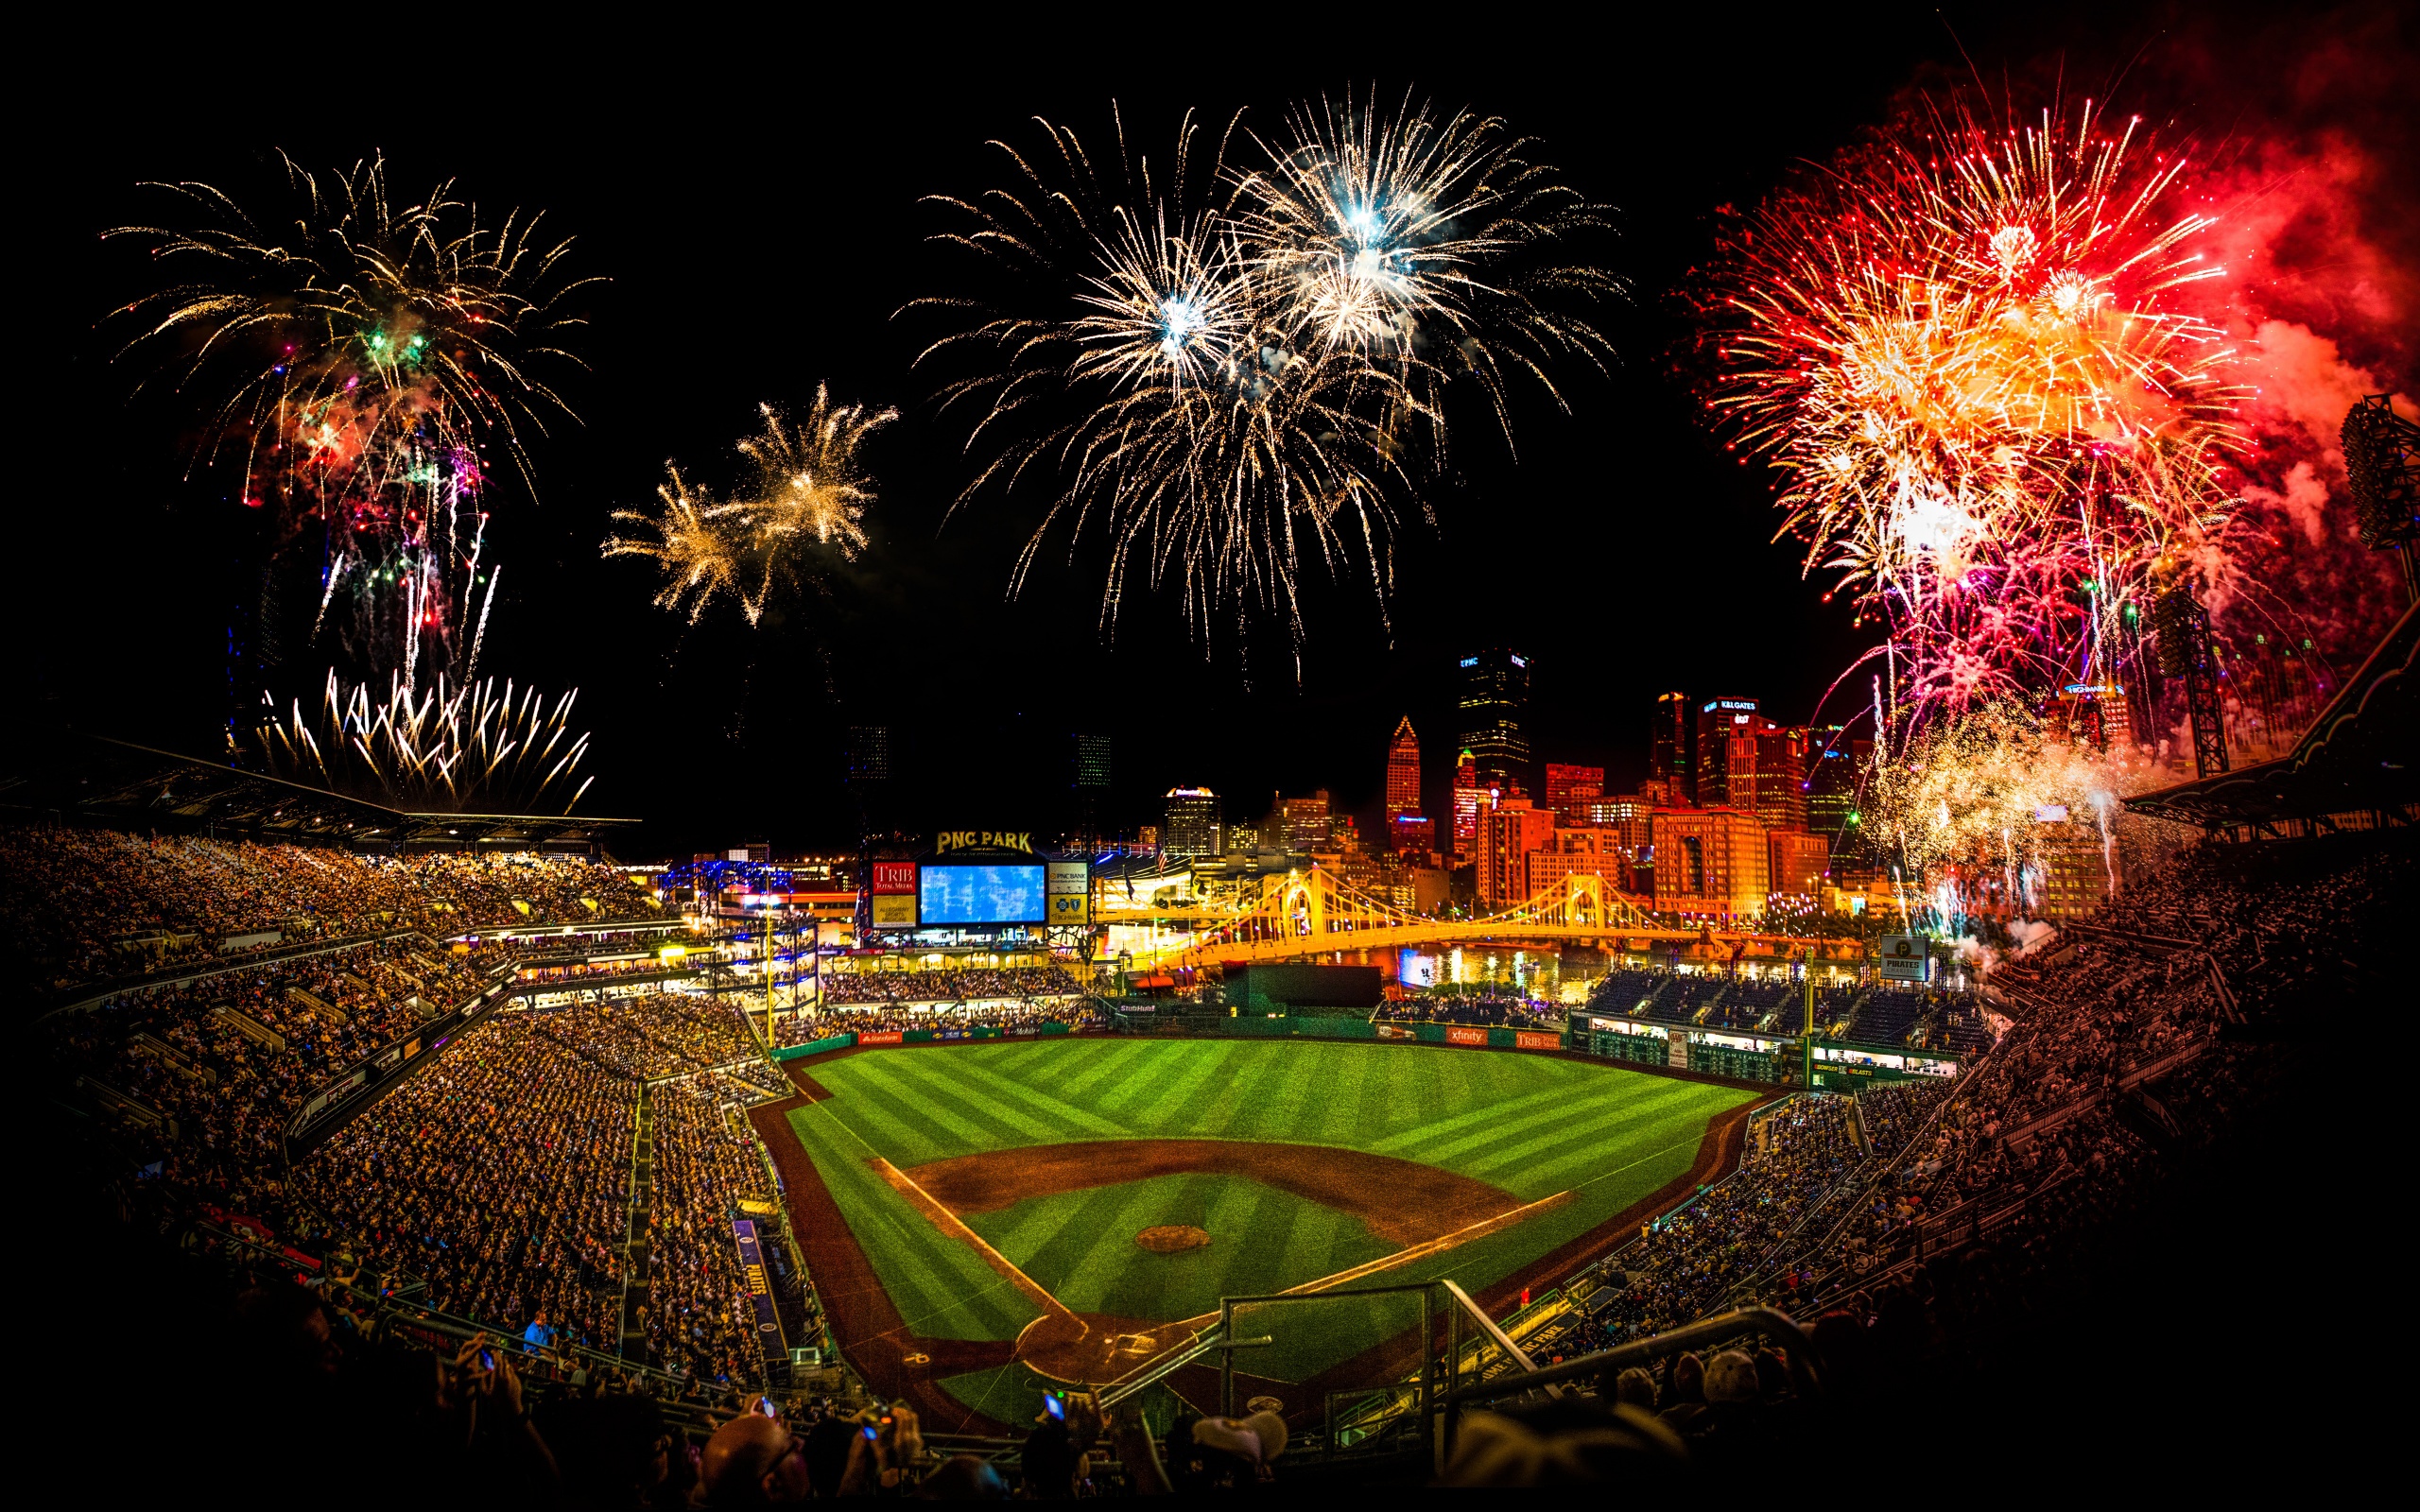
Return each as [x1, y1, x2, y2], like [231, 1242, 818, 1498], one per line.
[1225, 963, 1382, 1014]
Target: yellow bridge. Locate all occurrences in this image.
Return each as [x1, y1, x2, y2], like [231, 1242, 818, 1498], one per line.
[1102, 865, 1866, 972]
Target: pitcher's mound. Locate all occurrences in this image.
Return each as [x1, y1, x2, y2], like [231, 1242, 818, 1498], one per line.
[1136, 1224, 1210, 1254]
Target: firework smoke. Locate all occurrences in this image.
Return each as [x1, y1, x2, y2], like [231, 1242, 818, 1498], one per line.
[108, 155, 594, 690]
[255, 669, 596, 814]
[914, 94, 1616, 657]
[604, 386, 894, 625]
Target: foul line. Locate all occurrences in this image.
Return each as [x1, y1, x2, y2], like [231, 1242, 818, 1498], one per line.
[871, 1158, 1079, 1327]
[1170, 1188, 1576, 1329]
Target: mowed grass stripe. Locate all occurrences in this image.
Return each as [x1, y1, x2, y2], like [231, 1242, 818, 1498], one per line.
[1203, 1040, 1303, 1140]
[1087, 1041, 1194, 1118]
[910, 1053, 1132, 1141]
[1432, 1080, 1704, 1169]
[1465, 1084, 1739, 1187]
[1109, 1039, 1231, 1124]
[857, 1053, 1069, 1148]
[1055, 1039, 1160, 1101]
[1366, 1077, 1585, 1156]
[813, 1060, 970, 1165]
[831, 1057, 1017, 1158]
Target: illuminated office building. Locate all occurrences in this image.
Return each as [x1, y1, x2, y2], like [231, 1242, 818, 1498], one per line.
[1451, 749, 1483, 857]
[1650, 808, 1770, 917]
[1651, 692, 1691, 800]
[1385, 716, 1422, 821]
[1162, 787, 1221, 861]
[1478, 799, 1555, 907]
[1458, 648, 1531, 794]
[1543, 764, 1604, 824]
[1693, 697, 1758, 806]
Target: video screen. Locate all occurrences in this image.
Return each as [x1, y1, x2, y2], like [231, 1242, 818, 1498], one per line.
[919, 863, 1047, 925]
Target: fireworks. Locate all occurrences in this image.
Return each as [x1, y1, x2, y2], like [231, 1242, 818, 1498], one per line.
[109, 154, 593, 689]
[254, 670, 596, 814]
[1870, 700, 2159, 922]
[604, 387, 894, 625]
[602, 467, 745, 624]
[1706, 98, 2249, 723]
[915, 94, 1615, 653]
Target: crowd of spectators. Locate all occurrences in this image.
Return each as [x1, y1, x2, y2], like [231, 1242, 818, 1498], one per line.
[1570, 1096, 1864, 1347]
[1783, 834, 2410, 1309]
[1498, 831, 2408, 1479]
[818, 964, 1083, 1005]
[1375, 992, 1562, 1027]
[3, 822, 660, 992]
[645, 1073, 779, 1387]
[769, 999, 1110, 1044]
[47, 937, 505, 1194]
[1585, 968, 1875, 1038]
[292, 1012, 637, 1353]
[533, 994, 762, 1080]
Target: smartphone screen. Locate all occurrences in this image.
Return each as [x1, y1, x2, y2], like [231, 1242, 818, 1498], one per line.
[861, 1425, 879, 1441]
[1044, 1394, 1064, 1420]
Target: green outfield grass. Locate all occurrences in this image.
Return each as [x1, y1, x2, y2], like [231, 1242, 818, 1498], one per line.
[780, 1039, 1753, 1418]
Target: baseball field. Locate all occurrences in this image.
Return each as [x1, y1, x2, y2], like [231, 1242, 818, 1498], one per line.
[754, 1036, 1759, 1433]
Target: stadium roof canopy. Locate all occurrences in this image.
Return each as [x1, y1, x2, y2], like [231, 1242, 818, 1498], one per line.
[2125, 599, 2418, 831]
[0, 733, 637, 850]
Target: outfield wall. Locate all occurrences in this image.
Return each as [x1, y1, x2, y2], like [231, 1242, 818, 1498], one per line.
[773, 1016, 1567, 1057]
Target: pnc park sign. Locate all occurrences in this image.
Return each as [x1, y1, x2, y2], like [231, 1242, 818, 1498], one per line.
[934, 830, 1035, 856]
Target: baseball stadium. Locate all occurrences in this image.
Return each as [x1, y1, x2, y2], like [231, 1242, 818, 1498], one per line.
[27, 21, 2420, 1498]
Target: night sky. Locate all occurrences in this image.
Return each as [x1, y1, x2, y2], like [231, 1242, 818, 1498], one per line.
[24, 5, 2394, 856]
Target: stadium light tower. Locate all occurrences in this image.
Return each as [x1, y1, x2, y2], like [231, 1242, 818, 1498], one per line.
[2153, 587, 2229, 780]
[2342, 393, 2420, 604]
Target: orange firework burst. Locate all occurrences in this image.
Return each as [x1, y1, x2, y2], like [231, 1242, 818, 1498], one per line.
[1707, 96, 2250, 720]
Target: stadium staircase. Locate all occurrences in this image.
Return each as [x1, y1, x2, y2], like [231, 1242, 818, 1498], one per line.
[619, 1086, 656, 1361]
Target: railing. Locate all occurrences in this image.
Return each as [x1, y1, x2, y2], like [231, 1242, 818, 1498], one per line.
[281, 961, 523, 1160]
[1095, 1321, 1236, 1408]
[39, 925, 441, 1020]
[189, 1218, 731, 1432]
[1437, 1306, 1821, 1460]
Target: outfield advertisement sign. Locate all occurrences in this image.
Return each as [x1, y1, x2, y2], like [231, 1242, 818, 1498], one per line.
[1513, 1030, 1563, 1051]
[871, 895, 919, 928]
[1377, 1022, 1418, 1040]
[1444, 1025, 1489, 1046]
[857, 1029, 906, 1046]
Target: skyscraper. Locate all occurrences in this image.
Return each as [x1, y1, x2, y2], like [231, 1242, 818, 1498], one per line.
[1450, 749, 1483, 859]
[1477, 799, 1555, 907]
[1068, 732, 1112, 848]
[1280, 791, 1334, 851]
[1457, 648, 1530, 794]
[845, 727, 890, 782]
[1693, 697, 1758, 807]
[1651, 692, 1690, 801]
[1745, 721, 1809, 833]
[1162, 787, 1220, 861]
[1069, 732, 1112, 789]
[1384, 716, 1422, 821]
